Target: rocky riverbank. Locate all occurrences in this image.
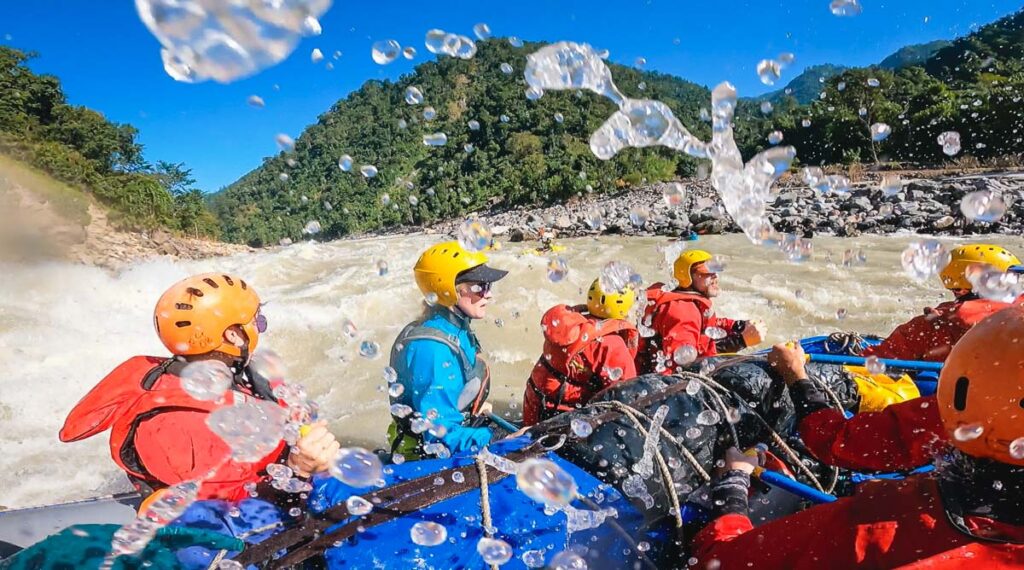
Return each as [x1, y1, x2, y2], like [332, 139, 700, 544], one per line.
[427, 170, 1024, 242]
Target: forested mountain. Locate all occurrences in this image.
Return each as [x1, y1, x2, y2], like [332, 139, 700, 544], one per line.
[879, 40, 951, 69]
[211, 10, 1024, 246]
[0, 47, 218, 236]
[212, 40, 713, 245]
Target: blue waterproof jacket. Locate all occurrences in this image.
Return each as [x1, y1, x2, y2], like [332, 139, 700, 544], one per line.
[390, 307, 492, 453]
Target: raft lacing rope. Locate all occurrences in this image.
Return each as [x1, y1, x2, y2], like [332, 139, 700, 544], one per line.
[475, 456, 500, 570]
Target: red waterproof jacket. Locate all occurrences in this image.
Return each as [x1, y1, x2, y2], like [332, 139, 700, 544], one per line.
[862, 298, 1011, 362]
[60, 356, 287, 502]
[523, 305, 638, 426]
[799, 395, 944, 472]
[637, 284, 740, 374]
[694, 475, 1024, 569]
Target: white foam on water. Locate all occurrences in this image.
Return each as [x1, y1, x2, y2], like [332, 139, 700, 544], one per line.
[3, 233, 1023, 508]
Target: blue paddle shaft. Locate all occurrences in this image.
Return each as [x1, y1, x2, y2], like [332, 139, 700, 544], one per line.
[807, 353, 943, 372]
[488, 414, 521, 433]
[756, 469, 838, 504]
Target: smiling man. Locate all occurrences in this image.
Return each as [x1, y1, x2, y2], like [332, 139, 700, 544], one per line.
[637, 250, 767, 374]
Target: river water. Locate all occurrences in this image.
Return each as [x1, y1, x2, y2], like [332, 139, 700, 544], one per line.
[2, 232, 1022, 508]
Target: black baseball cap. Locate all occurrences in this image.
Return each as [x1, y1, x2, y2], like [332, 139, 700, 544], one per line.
[456, 264, 509, 284]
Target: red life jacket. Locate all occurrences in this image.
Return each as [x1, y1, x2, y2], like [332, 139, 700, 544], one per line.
[525, 305, 639, 424]
[60, 356, 287, 493]
[637, 285, 716, 368]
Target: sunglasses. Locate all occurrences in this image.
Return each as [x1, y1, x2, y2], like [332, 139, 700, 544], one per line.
[254, 312, 268, 333]
[466, 281, 493, 295]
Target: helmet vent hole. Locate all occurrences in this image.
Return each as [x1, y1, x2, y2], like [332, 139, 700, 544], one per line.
[223, 275, 234, 286]
[1018, 398, 1024, 410]
[175, 303, 193, 310]
[953, 376, 970, 411]
[453, 252, 460, 258]
[186, 287, 204, 297]
[203, 278, 219, 288]
[240, 279, 248, 290]
[175, 320, 192, 328]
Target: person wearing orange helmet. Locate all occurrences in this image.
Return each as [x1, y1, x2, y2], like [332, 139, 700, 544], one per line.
[60, 273, 339, 502]
[388, 241, 508, 459]
[861, 244, 1020, 362]
[692, 307, 1024, 568]
[636, 249, 766, 375]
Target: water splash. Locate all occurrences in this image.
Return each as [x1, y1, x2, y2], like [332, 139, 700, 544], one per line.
[136, 0, 332, 83]
[525, 41, 795, 244]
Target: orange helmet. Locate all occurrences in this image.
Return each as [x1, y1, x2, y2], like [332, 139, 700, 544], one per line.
[937, 305, 1024, 466]
[154, 273, 263, 358]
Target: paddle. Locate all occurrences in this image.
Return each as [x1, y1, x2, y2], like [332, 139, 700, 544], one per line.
[805, 353, 943, 372]
[753, 467, 838, 504]
[488, 413, 522, 433]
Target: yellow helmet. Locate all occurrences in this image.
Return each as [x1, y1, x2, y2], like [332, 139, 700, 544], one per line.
[673, 249, 714, 289]
[587, 279, 635, 320]
[940, 244, 1021, 290]
[413, 241, 506, 307]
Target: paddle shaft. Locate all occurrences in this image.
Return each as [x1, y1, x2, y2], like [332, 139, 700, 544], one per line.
[755, 468, 838, 504]
[488, 413, 521, 433]
[807, 353, 943, 372]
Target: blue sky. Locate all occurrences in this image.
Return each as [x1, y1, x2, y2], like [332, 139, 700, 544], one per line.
[2, 0, 1020, 192]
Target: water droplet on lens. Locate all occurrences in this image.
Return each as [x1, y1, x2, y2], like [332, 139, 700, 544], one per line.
[756, 59, 781, 86]
[547, 257, 569, 282]
[180, 360, 233, 401]
[768, 131, 783, 145]
[371, 39, 401, 65]
[410, 521, 447, 546]
[880, 173, 902, 196]
[954, 423, 984, 442]
[550, 551, 588, 570]
[867, 77, 880, 87]
[696, 410, 720, 426]
[477, 537, 514, 566]
[830, 0, 863, 17]
[571, 418, 594, 438]
[303, 220, 321, 235]
[457, 219, 492, 252]
[359, 340, 381, 359]
[901, 240, 950, 282]
[865, 356, 886, 374]
[405, 86, 424, 105]
[938, 131, 961, 156]
[516, 458, 578, 507]
[500, 62, 514, 74]
[359, 164, 378, 178]
[760, 101, 773, 115]
[870, 122, 891, 142]
[473, 23, 492, 40]
[346, 495, 373, 516]
[960, 190, 1006, 222]
[403, 46, 416, 59]
[423, 132, 448, 146]
[509, 36, 523, 48]
[310, 48, 324, 63]
[1009, 438, 1024, 460]
[673, 345, 697, 366]
[663, 183, 685, 207]
[468, 119, 481, 130]
[247, 95, 265, 108]
[338, 155, 353, 171]
[275, 133, 295, 151]
[329, 447, 383, 487]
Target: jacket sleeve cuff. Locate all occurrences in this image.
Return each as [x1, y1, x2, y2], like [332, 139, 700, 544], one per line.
[790, 379, 831, 419]
[711, 469, 751, 517]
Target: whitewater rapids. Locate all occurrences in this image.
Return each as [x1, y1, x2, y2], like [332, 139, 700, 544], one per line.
[2, 232, 1022, 509]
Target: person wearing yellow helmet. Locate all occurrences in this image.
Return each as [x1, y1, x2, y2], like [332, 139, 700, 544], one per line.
[862, 244, 1021, 362]
[522, 279, 640, 426]
[692, 307, 1024, 568]
[60, 273, 339, 502]
[388, 241, 508, 459]
[636, 249, 767, 374]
